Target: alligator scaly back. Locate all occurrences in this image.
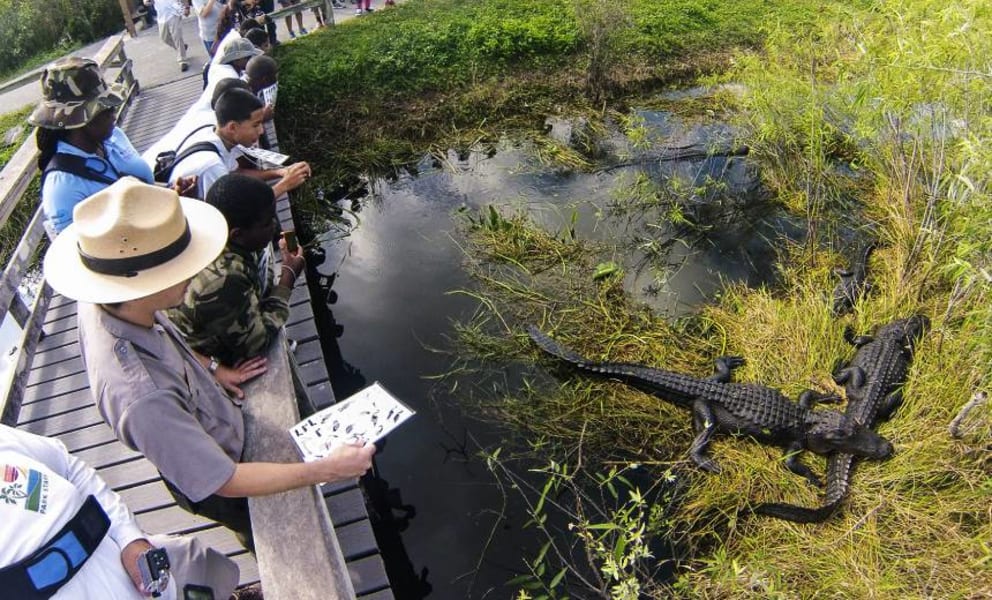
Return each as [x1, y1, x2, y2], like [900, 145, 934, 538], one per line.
[527, 326, 894, 486]
[753, 315, 927, 523]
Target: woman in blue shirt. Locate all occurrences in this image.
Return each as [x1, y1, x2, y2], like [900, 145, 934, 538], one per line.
[29, 57, 194, 236]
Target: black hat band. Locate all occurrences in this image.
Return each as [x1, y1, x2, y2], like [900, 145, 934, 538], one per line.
[77, 221, 192, 278]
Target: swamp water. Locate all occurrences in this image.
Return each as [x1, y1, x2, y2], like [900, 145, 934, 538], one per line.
[307, 109, 804, 598]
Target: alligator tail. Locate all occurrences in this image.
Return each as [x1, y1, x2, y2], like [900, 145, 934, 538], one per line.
[527, 326, 590, 365]
[751, 499, 842, 524]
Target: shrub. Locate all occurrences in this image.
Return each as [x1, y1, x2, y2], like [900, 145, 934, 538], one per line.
[0, 0, 123, 76]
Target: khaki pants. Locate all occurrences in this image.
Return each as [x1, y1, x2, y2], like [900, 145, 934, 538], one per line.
[158, 16, 188, 64]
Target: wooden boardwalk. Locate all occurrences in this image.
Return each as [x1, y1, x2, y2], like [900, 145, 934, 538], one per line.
[14, 73, 392, 598]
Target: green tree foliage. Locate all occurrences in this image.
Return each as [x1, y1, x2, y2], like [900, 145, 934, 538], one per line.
[0, 0, 123, 75]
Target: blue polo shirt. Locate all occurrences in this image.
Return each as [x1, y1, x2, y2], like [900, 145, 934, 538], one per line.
[42, 127, 154, 234]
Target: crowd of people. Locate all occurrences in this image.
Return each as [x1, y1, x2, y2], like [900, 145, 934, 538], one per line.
[2, 27, 373, 600]
[142, 0, 391, 68]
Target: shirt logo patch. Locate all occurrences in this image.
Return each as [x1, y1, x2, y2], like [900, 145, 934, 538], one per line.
[1, 464, 49, 514]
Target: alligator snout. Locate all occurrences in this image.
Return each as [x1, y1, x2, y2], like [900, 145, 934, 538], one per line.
[807, 422, 894, 459]
[845, 425, 894, 460]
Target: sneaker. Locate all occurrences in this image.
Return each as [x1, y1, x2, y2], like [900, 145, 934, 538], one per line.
[288, 30, 296, 38]
[365, 6, 373, 11]
[299, 27, 308, 34]
[332, 1, 345, 7]
[355, 7, 362, 14]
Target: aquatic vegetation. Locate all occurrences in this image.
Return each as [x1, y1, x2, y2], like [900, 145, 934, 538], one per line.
[446, 0, 991, 597]
[275, 0, 836, 186]
[274, 0, 990, 596]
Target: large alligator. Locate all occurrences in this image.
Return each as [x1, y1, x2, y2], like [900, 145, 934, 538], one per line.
[832, 241, 877, 316]
[754, 315, 928, 522]
[528, 326, 893, 486]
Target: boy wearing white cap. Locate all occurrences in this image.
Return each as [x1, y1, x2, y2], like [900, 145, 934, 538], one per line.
[43, 178, 375, 550]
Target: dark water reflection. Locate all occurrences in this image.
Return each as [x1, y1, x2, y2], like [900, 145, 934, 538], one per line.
[311, 120, 802, 598]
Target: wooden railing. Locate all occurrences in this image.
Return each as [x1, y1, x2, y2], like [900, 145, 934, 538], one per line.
[0, 34, 135, 425]
[243, 331, 356, 599]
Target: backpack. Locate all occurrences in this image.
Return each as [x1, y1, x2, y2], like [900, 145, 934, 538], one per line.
[152, 124, 221, 184]
[41, 153, 119, 190]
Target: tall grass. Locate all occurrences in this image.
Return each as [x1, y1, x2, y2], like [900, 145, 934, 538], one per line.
[444, 0, 992, 597]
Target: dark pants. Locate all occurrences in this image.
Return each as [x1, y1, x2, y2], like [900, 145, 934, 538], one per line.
[259, 0, 278, 44]
[164, 478, 255, 553]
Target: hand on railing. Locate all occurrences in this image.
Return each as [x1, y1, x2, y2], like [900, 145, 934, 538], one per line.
[215, 356, 269, 399]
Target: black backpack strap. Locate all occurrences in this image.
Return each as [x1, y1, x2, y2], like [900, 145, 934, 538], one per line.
[175, 123, 216, 154]
[170, 141, 222, 173]
[42, 153, 118, 189]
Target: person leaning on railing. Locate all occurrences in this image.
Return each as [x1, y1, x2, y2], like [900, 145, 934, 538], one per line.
[43, 178, 376, 552]
[29, 58, 197, 239]
[167, 174, 304, 398]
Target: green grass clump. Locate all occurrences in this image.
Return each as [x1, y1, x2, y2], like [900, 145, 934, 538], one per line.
[0, 106, 38, 265]
[274, 0, 843, 192]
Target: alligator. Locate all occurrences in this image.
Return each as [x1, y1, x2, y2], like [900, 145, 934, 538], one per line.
[832, 241, 877, 316]
[527, 326, 893, 486]
[754, 315, 928, 522]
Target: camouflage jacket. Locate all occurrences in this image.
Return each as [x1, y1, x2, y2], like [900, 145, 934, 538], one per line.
[168, 243, 290, 365]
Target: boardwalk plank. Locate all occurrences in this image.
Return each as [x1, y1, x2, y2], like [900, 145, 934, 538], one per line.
[18, 402, 103, 434]
[73, 439, 141, 469]
[335, 519, 379, 561]
[26, 422, 117, 452]
[135, 504, 217, 535]
[31, 341, 81, 368]
[119, 479, 176, 514]
[36, 328, 80, 353]
[26, 356, 85, 386]
[348, 555, 392, 597]
[326, 486, 368, 526]
[97, 456, 161, 490]
[17, 389, 93, 421]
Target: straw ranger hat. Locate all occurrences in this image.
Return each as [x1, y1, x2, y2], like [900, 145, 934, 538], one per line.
[28, 57, 126, 130]
[43, 178, 228, 304]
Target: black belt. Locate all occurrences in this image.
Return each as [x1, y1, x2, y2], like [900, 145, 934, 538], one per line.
[0, 495, 110, 599]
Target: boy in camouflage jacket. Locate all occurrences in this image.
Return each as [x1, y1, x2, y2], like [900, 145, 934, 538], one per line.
[169, 173, 305, 396]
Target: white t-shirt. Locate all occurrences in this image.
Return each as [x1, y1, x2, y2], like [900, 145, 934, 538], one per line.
[0, 425, 178, 599]
[153, 0, 185, 21]
[167, 128, 242, 199]
[191, 0, 224, 42]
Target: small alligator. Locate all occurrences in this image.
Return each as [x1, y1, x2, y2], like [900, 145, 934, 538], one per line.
[832, 241, 877, 316]
[754, 315, 928, 522]
[528, 326, 893, 486]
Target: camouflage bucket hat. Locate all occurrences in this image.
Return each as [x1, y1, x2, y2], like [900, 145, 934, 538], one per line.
[28, 57, 125, 130]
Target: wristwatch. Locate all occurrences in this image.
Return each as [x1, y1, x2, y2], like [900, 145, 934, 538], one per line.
[207, 357, 220, 373]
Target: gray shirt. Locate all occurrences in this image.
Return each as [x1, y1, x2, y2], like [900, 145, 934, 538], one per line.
[77, 302, 244, 502]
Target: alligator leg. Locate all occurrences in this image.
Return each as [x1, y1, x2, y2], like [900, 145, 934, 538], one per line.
[689, 399, 721, 473]
[843, 326, 873, 347]
[797, 390, 843, 409]
[834, 366, 866, 388]
[782, 442, 823, 487]
[876, 390, 904, 422]
[708, 356, 745, 383]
